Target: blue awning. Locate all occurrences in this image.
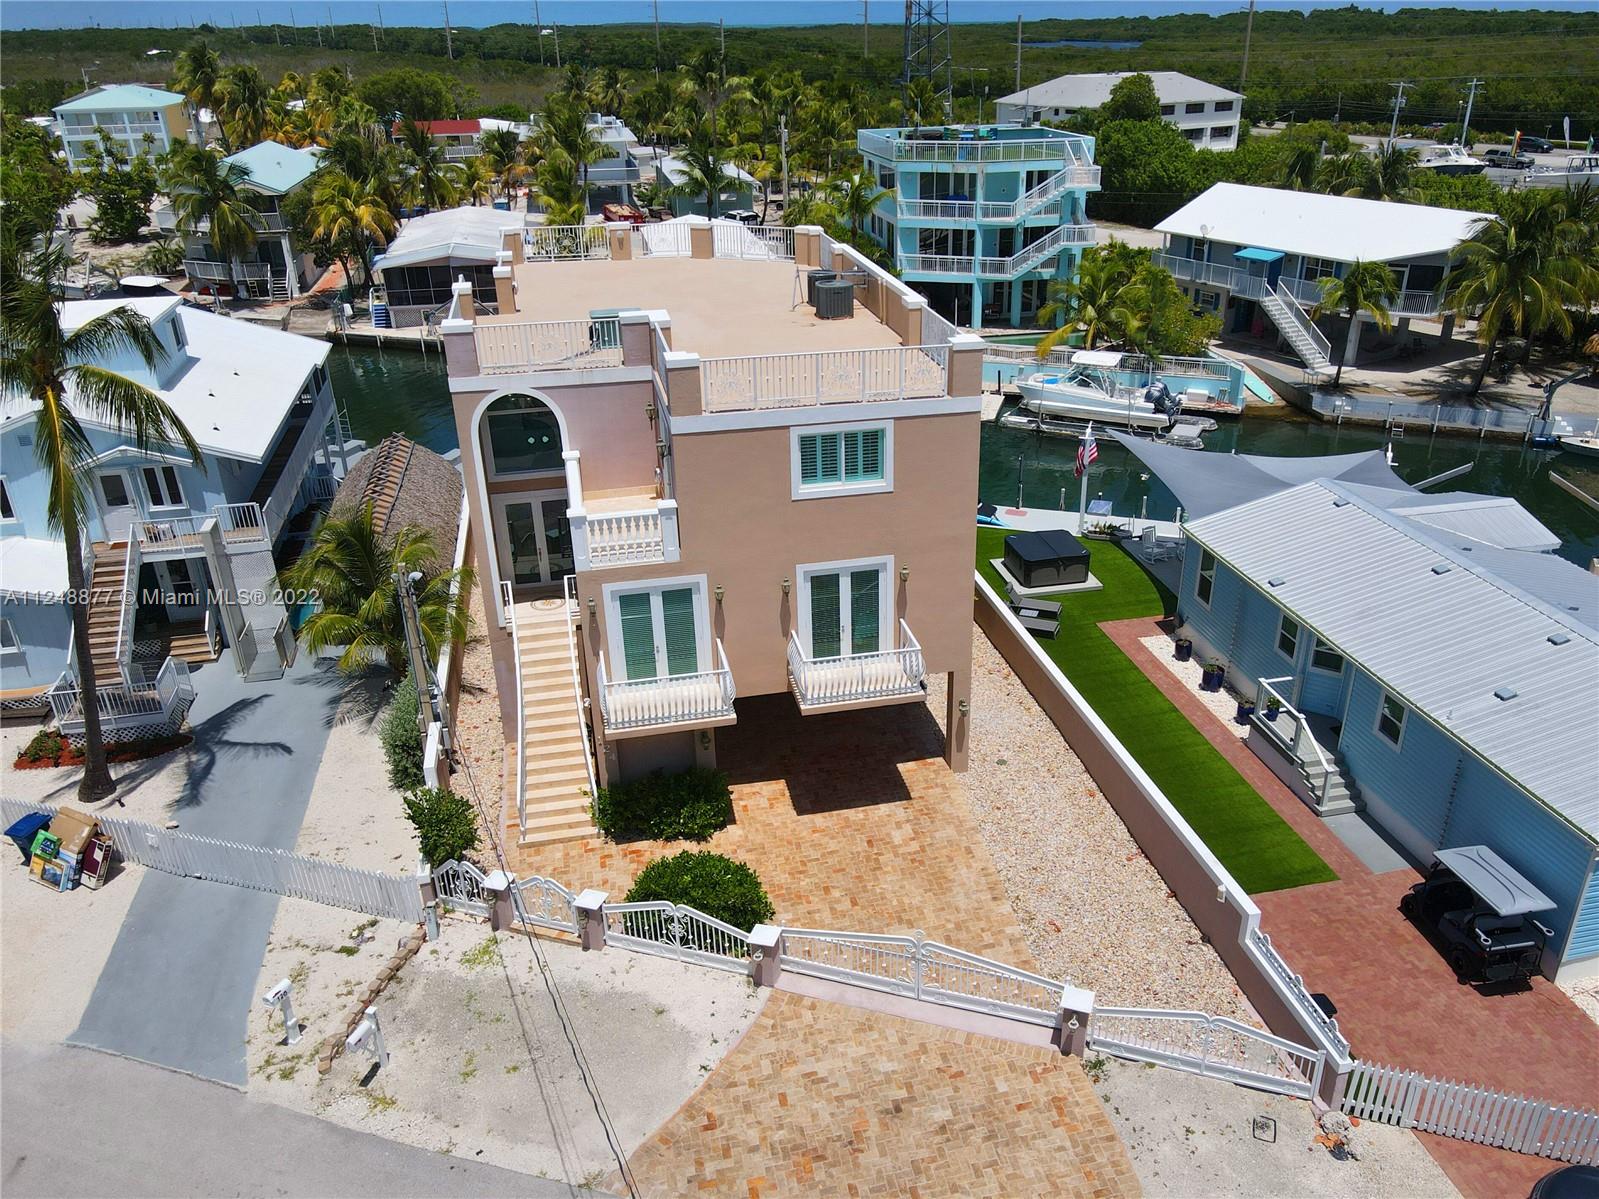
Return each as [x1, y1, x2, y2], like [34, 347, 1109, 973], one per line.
[1234, 246, 1285, 263]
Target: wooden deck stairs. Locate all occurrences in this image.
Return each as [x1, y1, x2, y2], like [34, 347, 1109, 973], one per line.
[86, 541, 130, 687]
[506, 599, 597, 848]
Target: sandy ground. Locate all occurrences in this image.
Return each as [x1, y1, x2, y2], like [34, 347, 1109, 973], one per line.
[447, 581, 510, 852]
[0, 852, 145, 1043]
[2, 714, 197, 825]
[1092, 1055, 1460, 1198]
[291, 673, 420, 874]
[247, 905, 764, 1187]
[926, 626, 1256, 1022]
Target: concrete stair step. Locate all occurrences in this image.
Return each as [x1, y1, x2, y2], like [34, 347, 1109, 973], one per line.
[522, 796, 595, 816]
[523, 784, 590, 805]
[519, 809, 595, 831]
[517, 824, 598, 847]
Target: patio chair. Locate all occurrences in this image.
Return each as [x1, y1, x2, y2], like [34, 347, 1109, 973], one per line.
[1005, 582, 1061, 639]
[1138, 526, 1176, 563]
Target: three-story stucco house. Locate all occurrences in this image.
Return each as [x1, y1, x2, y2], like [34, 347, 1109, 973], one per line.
[0, 297, 348, 736]
[155, 140, 327, 301]
[436, 215, 980, 849]
[855, 123, 1100, 328]
[53, 83, 193, 171]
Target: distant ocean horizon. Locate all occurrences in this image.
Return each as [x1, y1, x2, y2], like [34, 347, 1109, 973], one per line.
[6, 0, 1597, 32]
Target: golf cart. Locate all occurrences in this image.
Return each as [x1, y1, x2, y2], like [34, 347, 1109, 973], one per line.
[1400, 846, 1555, 986]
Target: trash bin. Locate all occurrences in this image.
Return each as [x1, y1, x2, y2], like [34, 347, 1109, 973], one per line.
[5, 812, 51, 865]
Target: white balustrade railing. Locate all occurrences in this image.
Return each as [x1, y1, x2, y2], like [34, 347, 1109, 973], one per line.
[598, 639, 735, 733]
[1247, 926, 1350, 1059]
[1253, 676, 1337, 806]
[1392, 288, 1444, 317]
[47, 655, 193, 734]
[183, 259, 234, 282]
[602, 900, 752, 973]
[560, 572, 598, 809]
[1270, 281, 1333, 364]
[865, 135, 1080, 163]
[1087, 1007, 1324, 1099]
[710, 221, 795, 260]
[581, 502, 679, 569]
[500, 580, 528, 827]
[475, 317, 624, 374]
[786, 620, 925, 708]
[700, 344, 949, 411]
[899, 253, 978, 276]
[639, 221, 694, 257]
[524, 224, 609, 260]
[159, 207, 286, 234]
[112, 539, 140, 679]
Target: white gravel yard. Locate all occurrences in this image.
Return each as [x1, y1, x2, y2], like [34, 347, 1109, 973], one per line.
[927, 624, 1255, 1022]
[448, 581, 509, 849]
[1139, 632, 1254, 741]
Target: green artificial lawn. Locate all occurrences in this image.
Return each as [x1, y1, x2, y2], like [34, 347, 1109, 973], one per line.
[977, 527, 1336, 894]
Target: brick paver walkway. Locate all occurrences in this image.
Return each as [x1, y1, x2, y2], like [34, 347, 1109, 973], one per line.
[1107, 615, 1599, 1199]
[509, 695, 1033, 963]
[622, 991, 1141, 1198]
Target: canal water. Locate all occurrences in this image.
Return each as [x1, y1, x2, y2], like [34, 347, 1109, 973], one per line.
[328, 346, 1599, 568]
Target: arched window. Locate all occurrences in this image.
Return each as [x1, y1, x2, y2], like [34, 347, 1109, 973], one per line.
[483, 394, 563, 477]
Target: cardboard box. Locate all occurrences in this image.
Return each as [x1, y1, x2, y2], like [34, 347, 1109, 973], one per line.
[30, 830, 60, 860]
[48, 807, 99, 856]
[30, 854, 73, 892]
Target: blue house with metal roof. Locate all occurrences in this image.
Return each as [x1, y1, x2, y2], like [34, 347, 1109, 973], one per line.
[1121, 436, 1599, 982]
[53, 83, 193, 171]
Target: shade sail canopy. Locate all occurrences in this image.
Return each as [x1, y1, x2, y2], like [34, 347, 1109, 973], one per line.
[1434, 846, 1555, 916]
[1107, 431, 1411, 520]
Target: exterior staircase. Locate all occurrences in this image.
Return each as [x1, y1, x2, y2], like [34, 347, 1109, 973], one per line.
[508, 599, 597, 847]
[1296, 747, 1362, 817]
[86, 542, 130, 687]
[1259, 283, 1335, 378]
[158, 620, 219, 666]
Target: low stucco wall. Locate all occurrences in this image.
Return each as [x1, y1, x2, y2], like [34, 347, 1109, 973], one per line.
[973, 573, 1349, 1100]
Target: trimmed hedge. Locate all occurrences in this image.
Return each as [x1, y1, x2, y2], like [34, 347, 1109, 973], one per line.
[403, 786, 479, 868]
[592, 767, 733, 843]
[624, 851, 775, 932]
[380, 673, 425, 792]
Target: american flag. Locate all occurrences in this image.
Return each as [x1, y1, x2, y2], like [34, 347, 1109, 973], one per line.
[1075, 423, 1099, 479]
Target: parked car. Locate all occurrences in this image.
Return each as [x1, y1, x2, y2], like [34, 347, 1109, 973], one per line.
[1400, 846, 1555, 986]
[1518, 135, 1556, 154]
[1483, 148, 1534, 170]
[722, 209, 760, 226]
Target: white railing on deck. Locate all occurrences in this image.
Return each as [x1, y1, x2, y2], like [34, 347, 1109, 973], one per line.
[524, 224, 608, 260]
[1088, 1007, 1324, 1099]
[598, 639, 735, 733]
[899, 253, 979, 276]
[500, 580, 527, 828]
[1271, 281, 1333, 364]
[786, 620, 925, 708]
[218, 502, 268, 545]
[700, 344, 949, 411]
[135, 513, 210, 556]
[864, 134, 1078, 163]
[639, 222, 693, 257]
[976, 223, 1096, 277]
[48, 655, 193, 733]
[112, 539, 140, 679]
[710, 221, 795, 260]
[1254, 676, 1337, 805]
[475, 317, 624, 373]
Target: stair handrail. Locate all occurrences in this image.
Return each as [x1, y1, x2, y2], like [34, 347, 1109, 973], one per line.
[501, 580, 527, 830]
[1255, 675, 1335, 805]
[1272, 281, 1333, 366]
[562, 572, 598, 811]
[113, 538, 142, 684]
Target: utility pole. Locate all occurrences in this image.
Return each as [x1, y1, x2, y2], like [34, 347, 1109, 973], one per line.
[863, 0, 870, 58]
[1015, 13, 1022, 95]
[780, 115, 789, 215]
[653, 0, 661, 79]
[1388, 80, 1410, 144]
[371, 24, 379, 52]
[442, 0, 453, 61]
[955, 66, 989, 123]
[1238, 0, 1256, 94]
[1460, 77, 1483, 148]
[719, 16, 726, 77]
[553, 24, 561, 69]
[534, 0, 544, 64]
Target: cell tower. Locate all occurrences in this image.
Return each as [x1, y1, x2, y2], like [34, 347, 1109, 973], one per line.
[902, 0, 953, 121]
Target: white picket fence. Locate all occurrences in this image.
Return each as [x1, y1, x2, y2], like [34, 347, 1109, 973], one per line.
[1340, 1060, 1599, 1165]
[1, 799, 423, 922]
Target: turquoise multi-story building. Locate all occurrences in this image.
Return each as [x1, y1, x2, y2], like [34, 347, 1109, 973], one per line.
[855, 123, 1099, 328]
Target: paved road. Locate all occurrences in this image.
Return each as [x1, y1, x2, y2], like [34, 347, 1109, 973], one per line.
[1, 1042, 587, 1198]
[67, 656, 347, 1086]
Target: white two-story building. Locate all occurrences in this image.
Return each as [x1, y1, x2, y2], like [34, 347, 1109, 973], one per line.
[997, 71, 1243, 150]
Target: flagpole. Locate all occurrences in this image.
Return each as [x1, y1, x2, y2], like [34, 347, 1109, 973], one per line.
[1077, 422, 1092, 535]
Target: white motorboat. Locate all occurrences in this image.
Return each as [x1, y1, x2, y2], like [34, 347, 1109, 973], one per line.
[1523, 154, 1599, 189]
[1558, 435, 1599, 461]
[1017, 350, 1182, 431]
[1416, 143, 1486, 176]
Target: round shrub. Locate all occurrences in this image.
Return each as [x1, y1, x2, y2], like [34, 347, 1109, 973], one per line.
[624, 851, 775, 932]
[403, 786, 479, 868]
[592, 767, 733, 843]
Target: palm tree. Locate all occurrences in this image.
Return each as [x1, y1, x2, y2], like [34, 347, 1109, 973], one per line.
[532, 149, 586, 226]
[1311, 261, 1398, 386]
[160, 145, 261, 289]
[1442, 191, 1596, 395]
[217, 65, 271, 150]
[172, 39, 223, 148]
[827, 169, 892, 244]
[1322, 142, 1417, 202]
[0, 232, 203, 802]
[480, 128, 526, 200]
[308, 169, 397, 288]
[397, 120, 458, 211]
[1035, 252, 1152, 357]
[1279, 142, 1321, 191]
[662, 135, 735, 219]
[539, 94, 605, 215]
[281, 505, 471, 676]
[592, 66, 628, 119]
[457, 156, 495, 207]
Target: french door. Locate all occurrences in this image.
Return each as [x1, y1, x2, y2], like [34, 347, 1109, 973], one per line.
[493, 493, 573, 586]
[612, 584, 701, 681]
[803, 563, 885, 658]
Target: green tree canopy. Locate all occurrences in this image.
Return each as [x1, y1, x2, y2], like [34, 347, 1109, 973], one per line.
[0, 114, 75, 242]
[1100, 73, 1161, 124]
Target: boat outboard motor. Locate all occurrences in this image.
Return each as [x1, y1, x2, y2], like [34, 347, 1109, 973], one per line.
[1143, 380, 1182, 429]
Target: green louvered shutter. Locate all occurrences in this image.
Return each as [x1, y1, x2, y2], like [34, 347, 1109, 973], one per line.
[849, 569, 881, 654]
[618, 592, 657, 681]
[809, 573, 842, 658]
[816, 433, 841, 484]
[799, 434, 821, 484]
[858, 429, 883, 480]
[842, 431, 863, 480]
[660, 587, 698, 676]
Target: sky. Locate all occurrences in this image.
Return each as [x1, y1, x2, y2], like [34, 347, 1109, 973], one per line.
[5, 0, 1598, 30]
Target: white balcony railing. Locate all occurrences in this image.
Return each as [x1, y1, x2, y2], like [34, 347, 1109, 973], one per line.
[859, 132, 1081, 164]
[47, 656, 194, 737]
[711, 222, 796, 260]
[442, 143, 482, 161]
[700, 344, 949, 412]
[525, 224, 610, 260]
[217, 502, 270, 546]
[598, 639, 736, 733]
[575, 501, 680, 570]
[899, 252, 979, 276]
[1153, 253, 1445, 318]
[475, 316, 624, 373]
[787, 620, 926, 709]
[1253, 676, 1338, 807]
[157, 207, 286, 234]
[897, 168, 1096, 224]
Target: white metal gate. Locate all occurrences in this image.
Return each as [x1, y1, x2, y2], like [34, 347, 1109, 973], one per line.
[511, 874, 579, 935]
[1088, 1007, 1324, 1099]
[431, 859, 491, 918]
[1340, 1060, 1599, 1164]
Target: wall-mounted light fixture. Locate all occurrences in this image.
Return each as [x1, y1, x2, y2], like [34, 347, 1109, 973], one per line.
[714, 584, 725, 604]
[586, 597, 597, 620]
[644, 401, 656, 422]
[781, 577, 791, 596]
[656, 439, 669, 457]
[957, 699, 969, 715]
[899, 565, 910, 582]
[698, 730, 711, 750]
